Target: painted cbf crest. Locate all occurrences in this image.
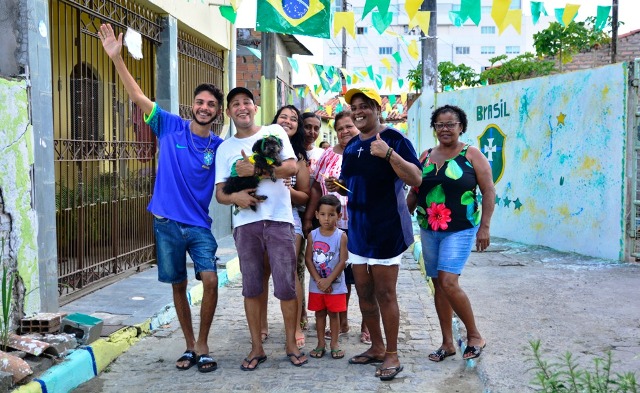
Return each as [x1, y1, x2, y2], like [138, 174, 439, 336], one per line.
[478, 124, 506, 184]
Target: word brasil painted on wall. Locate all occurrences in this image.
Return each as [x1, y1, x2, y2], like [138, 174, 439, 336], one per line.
[477, 99, 510, 121]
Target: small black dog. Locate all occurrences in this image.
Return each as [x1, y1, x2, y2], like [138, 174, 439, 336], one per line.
[222, 135, 283, 213]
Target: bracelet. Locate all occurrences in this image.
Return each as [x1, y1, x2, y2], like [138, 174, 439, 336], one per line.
[385, 147, 393, 161]
[385, 351, 398, 354]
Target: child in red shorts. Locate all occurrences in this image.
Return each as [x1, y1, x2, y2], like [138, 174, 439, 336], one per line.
[305, 195, 348, 359]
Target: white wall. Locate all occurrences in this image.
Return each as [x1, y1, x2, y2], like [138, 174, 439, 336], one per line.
[147, 0, 231, 49]
[410, 63, 629, 260]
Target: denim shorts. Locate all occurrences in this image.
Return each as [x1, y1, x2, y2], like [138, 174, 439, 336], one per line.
[420, 226, 478, 278]
[153, 217, 218, 284]
[292, 207, 303, 237]
[233, 220, 296, 300]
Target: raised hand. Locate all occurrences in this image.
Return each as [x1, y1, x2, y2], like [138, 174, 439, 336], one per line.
[98, 24, 123, 60]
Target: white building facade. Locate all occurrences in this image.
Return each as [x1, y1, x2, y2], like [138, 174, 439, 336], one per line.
[324, 0, 550, 91]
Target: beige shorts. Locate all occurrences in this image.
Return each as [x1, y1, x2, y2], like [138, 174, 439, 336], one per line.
[348, 252, 402, 266]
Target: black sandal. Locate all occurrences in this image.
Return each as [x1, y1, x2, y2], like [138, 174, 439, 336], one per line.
[175, 350, 197, 370]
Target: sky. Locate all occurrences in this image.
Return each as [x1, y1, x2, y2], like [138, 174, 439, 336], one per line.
[234, 0, 639, 89]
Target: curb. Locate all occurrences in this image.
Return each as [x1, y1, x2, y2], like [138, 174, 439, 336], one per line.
[13, 257, 242, 393]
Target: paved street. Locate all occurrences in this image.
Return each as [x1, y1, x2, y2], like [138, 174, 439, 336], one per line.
[73, 250, 483, 393]
[69, 236, 640, 393]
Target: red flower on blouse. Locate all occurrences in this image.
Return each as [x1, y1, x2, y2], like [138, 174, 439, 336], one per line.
[427, 202, 452, 231]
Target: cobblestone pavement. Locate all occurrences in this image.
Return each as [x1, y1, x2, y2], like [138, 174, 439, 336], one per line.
[74, 251, 483, 393]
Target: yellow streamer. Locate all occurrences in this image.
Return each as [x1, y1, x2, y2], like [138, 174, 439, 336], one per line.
[562, 4, 580, 27]
[405, 0, 423, 22]
[408, 39, 420, 60]
[334, 11, 355, 38]
[381, 58, 392, 71]
[384, 76, 393, 91]
[410, 11, 430, 34]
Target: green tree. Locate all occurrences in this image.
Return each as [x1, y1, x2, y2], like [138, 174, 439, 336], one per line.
[533, 17, 612, 69]
[481, 53, 555, 84]
[406, 61, 484, 92]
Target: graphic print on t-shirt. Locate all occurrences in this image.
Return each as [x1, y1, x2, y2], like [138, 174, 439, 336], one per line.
[312, 240, 339, 282]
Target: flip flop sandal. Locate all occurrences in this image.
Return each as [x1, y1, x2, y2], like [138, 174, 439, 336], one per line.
[286, 352, 308, 367]
[428, 348, 456, 362]
[324, 329, 349, 340]
[377, 365, 404, 381]
[196, 354, 218, 373]
[462, 342, 486, 360]
[348, 353, 384, 365]
[331, 349, 345, 359]
[261, 332, 270, 343]
[309, 347, 326, 358]
[240, 355, 267, 371]
[175, 350, 197, 370]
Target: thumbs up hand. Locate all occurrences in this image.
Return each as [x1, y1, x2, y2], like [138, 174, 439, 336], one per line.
[370, 132, 389, 159]
[235, 149, 257, 177]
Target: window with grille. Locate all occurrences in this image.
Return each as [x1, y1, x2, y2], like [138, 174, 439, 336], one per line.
[379, 47, 393, 55]
[455, 47, 470, 55]
[506, 46, 521, 54]
[70, 63, 103, 143]
[481, 46, 495, 54]
[357, 26, 368, 34]
[481, 26, 496, 34]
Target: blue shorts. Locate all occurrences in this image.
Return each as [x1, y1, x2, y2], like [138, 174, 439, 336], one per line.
[153, 217, 218, 284]
[233, 220, 296, 300]
[420, 227, 478, 278]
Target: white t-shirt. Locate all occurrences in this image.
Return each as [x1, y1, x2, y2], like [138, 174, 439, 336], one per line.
[306, 146, 325, 177]
[215, 124, 296, 228]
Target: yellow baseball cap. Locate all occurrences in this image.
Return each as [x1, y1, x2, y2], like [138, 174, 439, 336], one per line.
[344, 87, 382, 106]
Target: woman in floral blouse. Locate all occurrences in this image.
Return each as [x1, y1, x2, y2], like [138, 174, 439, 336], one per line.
[407, 104, 495, 362]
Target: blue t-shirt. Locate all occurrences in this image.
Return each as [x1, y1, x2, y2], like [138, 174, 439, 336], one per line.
[145, 103, 223, 228]
[341, 127, 421, 259]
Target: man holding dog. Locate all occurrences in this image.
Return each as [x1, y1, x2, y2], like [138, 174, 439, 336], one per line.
[99, 23, 223, 373]
[215, 87, 308, 369]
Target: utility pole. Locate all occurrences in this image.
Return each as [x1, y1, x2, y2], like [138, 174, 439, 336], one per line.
[611, 0, 618, 63]
[341, 0, 347, 68]
[340, 0, 348, 94]
[261, 32, 277, 124]
[421, 0, 437, 93]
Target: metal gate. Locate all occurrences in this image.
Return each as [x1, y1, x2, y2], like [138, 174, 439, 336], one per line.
[178, 31, 225, 135]
[51, 0, 161, 302]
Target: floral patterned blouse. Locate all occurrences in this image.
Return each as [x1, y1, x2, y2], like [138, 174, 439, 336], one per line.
[416, 145, 481, 232]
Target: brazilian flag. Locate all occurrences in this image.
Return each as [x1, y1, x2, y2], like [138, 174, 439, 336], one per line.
[256, 0, 332, 38]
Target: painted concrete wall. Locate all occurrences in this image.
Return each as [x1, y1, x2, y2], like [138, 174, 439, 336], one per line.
[0, 78, 41, 315]
[147, 0, 231, 50]
[409, 63, 628, 260]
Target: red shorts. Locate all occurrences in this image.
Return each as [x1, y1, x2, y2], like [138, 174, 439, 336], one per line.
[308, 292, 347, 313]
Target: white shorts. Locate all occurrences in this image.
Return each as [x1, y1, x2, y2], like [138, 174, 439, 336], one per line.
[348, 252, 403, 266]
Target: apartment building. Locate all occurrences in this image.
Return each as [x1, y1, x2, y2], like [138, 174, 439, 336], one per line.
[324, 0, 545, 91]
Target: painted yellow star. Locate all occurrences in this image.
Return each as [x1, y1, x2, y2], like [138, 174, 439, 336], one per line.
[557, 112, 566, 126]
